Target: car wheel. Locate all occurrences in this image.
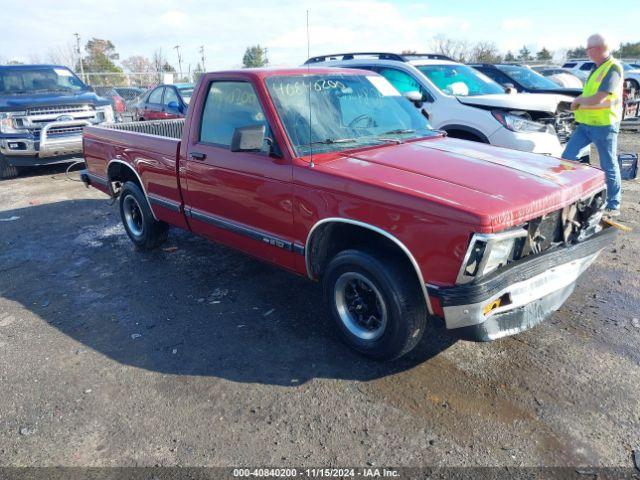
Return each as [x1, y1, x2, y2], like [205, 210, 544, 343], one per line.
[323, 249, 427, 360]
[0, 154, 19, 179]
[119, 181, 168, 250]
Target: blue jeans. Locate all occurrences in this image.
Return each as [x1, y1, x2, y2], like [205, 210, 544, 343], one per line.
[562, 123, 621, 209]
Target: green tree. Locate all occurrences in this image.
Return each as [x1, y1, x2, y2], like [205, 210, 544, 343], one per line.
[567, 46, 587, 59]
[518, 45, 532, 62]
[536, 47, 553, 62]
[504, 51, 516, 62]
[242, 45, 268, 68]
[614, 41, 640, 58]
[81, 38, 126, 86]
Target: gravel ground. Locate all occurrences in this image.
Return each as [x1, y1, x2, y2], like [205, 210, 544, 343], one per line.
[0, 133, 639, 468]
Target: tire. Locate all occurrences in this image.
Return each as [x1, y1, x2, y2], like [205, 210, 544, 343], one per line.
[118, 181, 168, 250]
[0, 154, 19, 179]
[322, 249, 427, 360]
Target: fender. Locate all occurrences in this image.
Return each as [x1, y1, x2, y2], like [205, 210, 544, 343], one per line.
[107, 159, 158, 220]
[305, 217, 434, 315]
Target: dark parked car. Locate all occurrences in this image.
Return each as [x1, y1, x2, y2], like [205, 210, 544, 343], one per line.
[93, 86, 126, 121]
[113, 87, 145, 102]
[134, 83, 193, 121]
[470, 64, 582, 97]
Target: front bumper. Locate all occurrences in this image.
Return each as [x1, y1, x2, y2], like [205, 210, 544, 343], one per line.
[428, 227, 616, 341]
[0, 120, 89, 164]
[488, 127, 590, 159]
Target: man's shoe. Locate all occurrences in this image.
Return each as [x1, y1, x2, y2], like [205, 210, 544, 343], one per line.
[604, 207, 621, 218]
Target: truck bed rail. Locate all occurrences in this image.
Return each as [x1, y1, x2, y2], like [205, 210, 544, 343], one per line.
[99, 119, 185, 139]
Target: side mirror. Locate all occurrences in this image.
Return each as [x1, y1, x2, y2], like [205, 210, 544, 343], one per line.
[503, 83, 517, 95]
[167, 100, 180, 111]
[403, 90, 424, 107]
[230, 124, 265, 152]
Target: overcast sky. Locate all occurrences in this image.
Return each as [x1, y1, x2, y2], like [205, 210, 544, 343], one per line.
[2, 0, 639, 71]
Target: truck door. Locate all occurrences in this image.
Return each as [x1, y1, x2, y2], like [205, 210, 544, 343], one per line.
[181, 79, 296, 270]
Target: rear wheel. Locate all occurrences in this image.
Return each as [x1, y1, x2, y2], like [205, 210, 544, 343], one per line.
[0, 154, 19, 179]
[323, 249, 427, 360]
[119, 181, 168, 250]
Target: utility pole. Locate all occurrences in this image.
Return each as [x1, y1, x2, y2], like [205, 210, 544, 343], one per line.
[173, 45, 183, 82]
[74, 33, 85, 83]
[199, 45, 206, 71]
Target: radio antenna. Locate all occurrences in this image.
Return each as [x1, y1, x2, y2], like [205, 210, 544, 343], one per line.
[306, 9, 314, 168]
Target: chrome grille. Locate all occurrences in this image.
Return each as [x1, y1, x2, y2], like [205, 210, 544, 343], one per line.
[26, 104, 94, 116]
[47, 125, 85, 136]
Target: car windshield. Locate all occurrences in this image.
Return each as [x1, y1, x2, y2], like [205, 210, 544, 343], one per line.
[0, 66, 87, 95]
[178, 87, 194, 104]
[496, 65, 561, 90]
[265, 74, 437, 156]
[416, 64, 504, 96]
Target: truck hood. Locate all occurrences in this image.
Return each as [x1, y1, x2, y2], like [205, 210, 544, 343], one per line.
[325, 137, 604, 231]
[456, 93, 574, 113]
[0, 91, 110, 111]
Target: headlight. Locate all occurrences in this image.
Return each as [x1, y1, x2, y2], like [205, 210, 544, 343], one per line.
[492, 110, 551, 133]
[96, 105, 115, 123]
[0, 111, 27, 134]
[456, 229, 527, 284]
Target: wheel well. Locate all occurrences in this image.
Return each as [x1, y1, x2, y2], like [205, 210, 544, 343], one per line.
[107, 162, 142, 197]
[444, 128, 487, 143]
[307, 222, 419, 283]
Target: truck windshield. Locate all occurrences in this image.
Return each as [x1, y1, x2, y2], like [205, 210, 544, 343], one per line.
[265, 74, 436, 156]
[496, 65, 561, 90]
[0, 66, 87, 95]
[416, 64, 504, 96]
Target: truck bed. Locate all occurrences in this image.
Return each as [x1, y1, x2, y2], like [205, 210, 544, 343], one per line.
[97, 119, 185, 139]
[82, 119, 186, 228]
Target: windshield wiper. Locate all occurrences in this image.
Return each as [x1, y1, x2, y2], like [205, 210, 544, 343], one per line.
[310, 138, 358, 145]
[381, 128, 415, 135]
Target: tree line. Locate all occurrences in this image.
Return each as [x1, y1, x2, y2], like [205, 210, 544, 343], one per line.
[4, 38, 640, 87]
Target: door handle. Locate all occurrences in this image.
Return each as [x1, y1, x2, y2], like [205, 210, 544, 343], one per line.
[189, 151, 206, 160]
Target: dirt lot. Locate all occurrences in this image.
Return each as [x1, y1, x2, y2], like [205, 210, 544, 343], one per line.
[0, 133, 639, 468]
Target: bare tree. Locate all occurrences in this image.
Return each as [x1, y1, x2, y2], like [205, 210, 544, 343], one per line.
[469, 41, 502, 63]
[46, 42, 77, 69]
[122, 55, 156, 86]
[431, 35, 471, 62]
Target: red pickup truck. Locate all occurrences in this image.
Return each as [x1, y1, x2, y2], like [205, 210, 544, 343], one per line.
[80, 67, 614, 360]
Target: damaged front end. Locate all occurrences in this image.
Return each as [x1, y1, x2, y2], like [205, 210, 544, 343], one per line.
[429, 190, 615, 341]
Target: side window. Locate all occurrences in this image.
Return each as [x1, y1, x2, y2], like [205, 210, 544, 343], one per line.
[562, 62, 577, 68]
[199, 81, 268, 150]
[377, 68, 421, 94]
[148, 87, 163, 104]
[377, 68, 433, 102]
[164, 87, 179, 106]
[480, 68, 512, 86]
[580, 62, 595, 71]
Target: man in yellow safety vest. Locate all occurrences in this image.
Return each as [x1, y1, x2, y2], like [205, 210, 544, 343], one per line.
[563, 33, 623, 217]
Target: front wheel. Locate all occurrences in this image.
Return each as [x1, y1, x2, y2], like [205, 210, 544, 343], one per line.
[119, 181, 168, 250]
[323, 249, 427, 360]
[0, 154, 19, 179]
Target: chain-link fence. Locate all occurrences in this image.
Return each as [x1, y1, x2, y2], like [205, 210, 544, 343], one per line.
[78, 71, 199, 88]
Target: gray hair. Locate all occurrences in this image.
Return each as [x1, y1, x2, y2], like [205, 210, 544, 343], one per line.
[587, 34, 608, 49]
